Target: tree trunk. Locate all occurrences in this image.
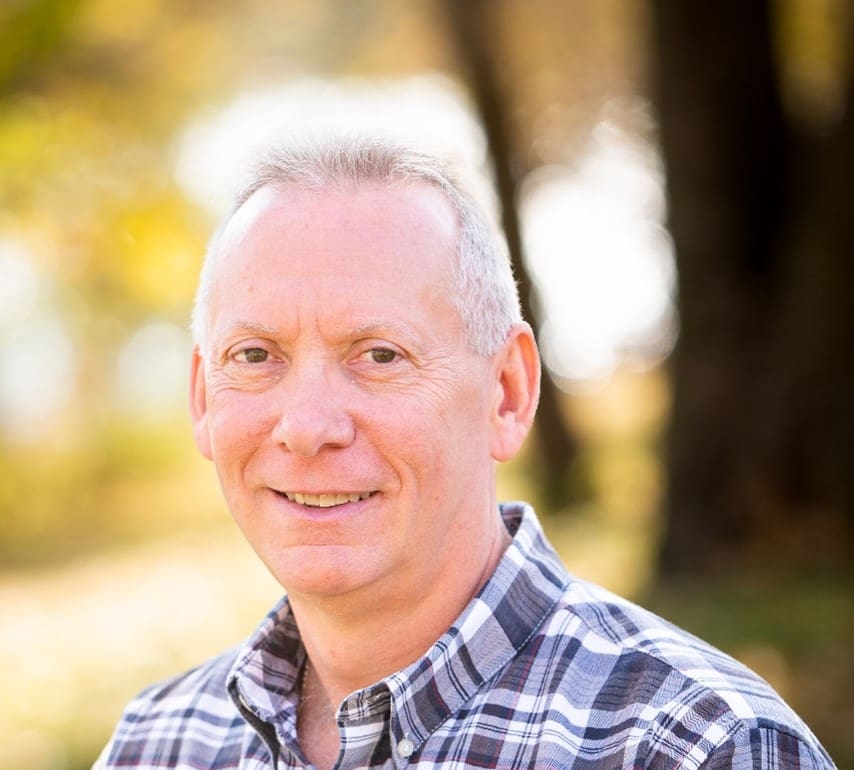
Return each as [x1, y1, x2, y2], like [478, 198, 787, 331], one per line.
[649, 0, 853, 573]
[442, 0, 577, 506]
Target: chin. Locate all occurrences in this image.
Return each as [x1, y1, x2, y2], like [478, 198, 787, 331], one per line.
[265, 545, 386, 599]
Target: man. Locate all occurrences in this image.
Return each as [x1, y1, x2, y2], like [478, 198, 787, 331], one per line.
[95, 137, 835, 769]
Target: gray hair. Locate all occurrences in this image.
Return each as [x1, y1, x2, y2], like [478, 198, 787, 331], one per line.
[191, 136, 521, 356]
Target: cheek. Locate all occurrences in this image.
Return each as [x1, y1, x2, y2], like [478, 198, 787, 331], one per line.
[384, 397, 487, 493]
[367, 409, 442, 498]
[207, 394, 273, 462]
[443, 383, 493, 449]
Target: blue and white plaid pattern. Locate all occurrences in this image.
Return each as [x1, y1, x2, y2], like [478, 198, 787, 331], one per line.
[94, 503, 835, 769]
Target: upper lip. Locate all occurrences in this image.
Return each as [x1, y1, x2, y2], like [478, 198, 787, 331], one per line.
[278, 491, 374, 508]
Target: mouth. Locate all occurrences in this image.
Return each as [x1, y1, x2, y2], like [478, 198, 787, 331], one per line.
[277, 491, 375, 509]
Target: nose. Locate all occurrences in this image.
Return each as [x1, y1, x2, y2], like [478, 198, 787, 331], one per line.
[270, 363, 356, 457]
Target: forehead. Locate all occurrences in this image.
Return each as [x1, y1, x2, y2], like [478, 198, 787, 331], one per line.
[207, 180, 463, 339]
[218, 180, 458, 277]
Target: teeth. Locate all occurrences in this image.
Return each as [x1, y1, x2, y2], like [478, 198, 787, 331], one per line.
[284, 491, 372, 508]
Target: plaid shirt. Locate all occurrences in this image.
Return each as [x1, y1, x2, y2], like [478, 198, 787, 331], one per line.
[94, 502, 835, 769]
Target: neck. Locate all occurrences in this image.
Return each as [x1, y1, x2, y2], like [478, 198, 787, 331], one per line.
[290, 513, 511, 707]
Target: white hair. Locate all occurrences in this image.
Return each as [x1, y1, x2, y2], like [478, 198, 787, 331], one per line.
[191, 136, 521, 356]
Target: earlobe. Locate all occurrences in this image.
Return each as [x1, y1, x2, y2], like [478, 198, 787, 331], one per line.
[490, 323, 541, 462]
[189, 347, 213, 461]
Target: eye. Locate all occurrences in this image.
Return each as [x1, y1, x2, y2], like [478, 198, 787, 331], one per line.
[235, 348, 269, 364]
[368, 347, 398, 364]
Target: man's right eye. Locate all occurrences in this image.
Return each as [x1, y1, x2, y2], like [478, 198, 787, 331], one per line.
[236, 348, 268, 364]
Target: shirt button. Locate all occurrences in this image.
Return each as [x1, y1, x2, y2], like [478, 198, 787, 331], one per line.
[397, 738, 415, 758]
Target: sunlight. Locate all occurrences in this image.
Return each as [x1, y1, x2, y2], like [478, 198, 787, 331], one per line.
[0, 239, 39, 330]
[0, 317, 76, 441]
[522, 115, 677, 386]
[0, 242, 76, 442]
[113, 322, 193, 417]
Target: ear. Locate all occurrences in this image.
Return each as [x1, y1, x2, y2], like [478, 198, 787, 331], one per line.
[189, 347, 213, 461]
[489, 323, 541, 462]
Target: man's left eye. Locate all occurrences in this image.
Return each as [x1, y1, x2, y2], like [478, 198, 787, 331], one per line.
[369, 348, 397, 364]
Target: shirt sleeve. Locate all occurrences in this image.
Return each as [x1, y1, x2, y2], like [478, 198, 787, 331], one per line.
[699, 723, 837, 770]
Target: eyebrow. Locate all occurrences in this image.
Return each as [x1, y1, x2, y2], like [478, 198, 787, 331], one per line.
[222, 321, 279, 336]
[350, 322, 417, 338]
[209, 321, 280, 352]
[350, 321, 434, 349]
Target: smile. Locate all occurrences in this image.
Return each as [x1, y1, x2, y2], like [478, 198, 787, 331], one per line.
[280, 491, 374, 508]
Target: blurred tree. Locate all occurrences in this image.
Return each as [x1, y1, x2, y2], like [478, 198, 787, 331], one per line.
[650, 0, 854, 572]
[441, 0, 578, 506]
[0, 0, 83, 93]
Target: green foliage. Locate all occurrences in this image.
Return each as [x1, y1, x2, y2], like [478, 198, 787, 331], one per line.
[0, 0, 84, 93]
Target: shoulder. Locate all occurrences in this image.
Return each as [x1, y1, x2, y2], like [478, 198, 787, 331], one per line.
[523, 578, 836, 768]
[118, 645, 239, 722]
[93, 646, 252, 770]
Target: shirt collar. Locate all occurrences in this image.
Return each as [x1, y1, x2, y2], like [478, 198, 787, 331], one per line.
[227, 596, 303, 727]
[384, 501, 569, 747]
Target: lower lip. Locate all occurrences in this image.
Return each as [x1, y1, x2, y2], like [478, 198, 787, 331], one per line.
[270, 490, 376, 519]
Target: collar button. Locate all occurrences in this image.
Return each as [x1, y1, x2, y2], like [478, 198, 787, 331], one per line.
[397, 737, 415, 758]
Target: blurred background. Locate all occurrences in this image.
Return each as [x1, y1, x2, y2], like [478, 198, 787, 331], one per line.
[1, 1, 852, 767]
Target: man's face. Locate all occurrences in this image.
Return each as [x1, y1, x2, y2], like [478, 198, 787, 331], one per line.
[191, 181, 517, 602]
